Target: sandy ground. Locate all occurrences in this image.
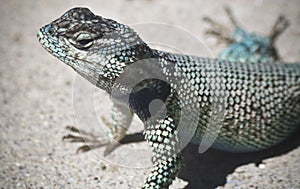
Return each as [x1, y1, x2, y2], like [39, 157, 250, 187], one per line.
[0, 0, 300, 188]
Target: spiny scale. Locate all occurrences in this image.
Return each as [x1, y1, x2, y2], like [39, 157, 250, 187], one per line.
[38, 7, 300, 189]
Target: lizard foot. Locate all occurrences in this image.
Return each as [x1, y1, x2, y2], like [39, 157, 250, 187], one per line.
[62, 125, 120, 156]
[203, 6, 238, 44]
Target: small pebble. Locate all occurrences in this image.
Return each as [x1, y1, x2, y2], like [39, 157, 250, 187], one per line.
[258, 164, 266, 169]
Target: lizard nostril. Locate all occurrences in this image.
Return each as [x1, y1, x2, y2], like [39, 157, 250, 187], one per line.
[45, 24, 56, 36]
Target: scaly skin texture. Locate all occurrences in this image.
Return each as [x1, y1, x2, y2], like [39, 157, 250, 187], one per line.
[38, 7, 300, 189]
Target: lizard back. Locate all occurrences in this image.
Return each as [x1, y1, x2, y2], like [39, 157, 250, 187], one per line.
[158, 51, 300, 151]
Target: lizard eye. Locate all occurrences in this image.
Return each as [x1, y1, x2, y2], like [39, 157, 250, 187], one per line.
[70, 32, 94, 50]
[77, 38, 93, 47]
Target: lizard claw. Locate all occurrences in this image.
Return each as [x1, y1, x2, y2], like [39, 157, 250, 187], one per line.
[76, 145, 92, 153]
[65, 125, 80, 133]
[62, 134, 86, 142]
[62, 125, 119, 155]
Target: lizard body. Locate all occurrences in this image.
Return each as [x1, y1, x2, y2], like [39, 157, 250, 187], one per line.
[38, 7, 300, 188]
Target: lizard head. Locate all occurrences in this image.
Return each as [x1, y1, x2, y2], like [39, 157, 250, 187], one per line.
[38, 7, 152, 92]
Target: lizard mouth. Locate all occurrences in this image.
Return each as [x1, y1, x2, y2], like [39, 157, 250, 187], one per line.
[37, 28, 51, 50]
[37, 26, 69, 61]
[37, 29, 46, 47]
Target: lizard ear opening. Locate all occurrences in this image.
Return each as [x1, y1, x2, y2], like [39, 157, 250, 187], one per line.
[69, 32, 94, 50]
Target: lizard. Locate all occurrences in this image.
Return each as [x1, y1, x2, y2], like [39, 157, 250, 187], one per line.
[203, 6, 289, 63]
[37, 7, 300, 189]
[60, 7, 290, 154]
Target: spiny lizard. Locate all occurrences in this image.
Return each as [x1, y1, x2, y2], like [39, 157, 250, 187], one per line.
[38, 7, 300, 189]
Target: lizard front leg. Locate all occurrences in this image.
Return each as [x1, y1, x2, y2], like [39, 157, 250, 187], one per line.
[102, 99, 134, 155]
[143, 115, 183, 189]
[63, 99, 134, 156]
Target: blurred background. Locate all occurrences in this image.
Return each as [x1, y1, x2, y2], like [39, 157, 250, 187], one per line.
[0, 0, 299, 188]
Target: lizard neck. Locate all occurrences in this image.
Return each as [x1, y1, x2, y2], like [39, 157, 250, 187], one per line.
[99, 42, 157, 93]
